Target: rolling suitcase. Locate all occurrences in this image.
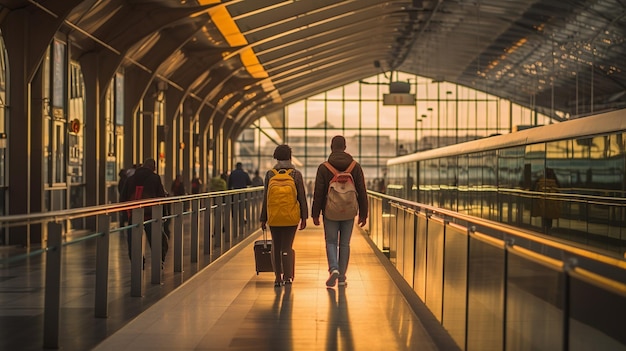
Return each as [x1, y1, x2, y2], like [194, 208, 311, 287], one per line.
[254, 229, 273, 274]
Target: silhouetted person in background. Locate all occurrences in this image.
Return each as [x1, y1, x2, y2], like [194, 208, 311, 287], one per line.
[191, 173, 203, 194]
[251, 169, 264, 186]
[228, 162, 252, 189]
[171, 174, 186, 196]
[532, 168, 561, 231]
[121, 158, 169, 267]
[210, 173, 227, 192]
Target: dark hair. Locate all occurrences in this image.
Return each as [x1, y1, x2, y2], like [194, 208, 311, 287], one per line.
[143, 158, 156, 171]
[273, 144, 292, 161]
[331, 135, 346, 151]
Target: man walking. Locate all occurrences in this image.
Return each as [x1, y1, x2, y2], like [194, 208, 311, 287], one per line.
[121, 158, 169, 267]
[312, 136, 368, 287]
[228, 162, 252, 189]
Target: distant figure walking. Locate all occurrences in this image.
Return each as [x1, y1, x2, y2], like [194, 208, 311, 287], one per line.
[191, 173, 203, 194]
[171, 174, 186, 196]
[531, 168, 561, 231]
[251, 169, 264, 186]
[228, 162, 252, 189]
[120, 158, 169, 266]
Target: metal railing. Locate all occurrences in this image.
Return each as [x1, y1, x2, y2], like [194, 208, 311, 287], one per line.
[0, 187, 264, 349]
[365, 191, 626, 351]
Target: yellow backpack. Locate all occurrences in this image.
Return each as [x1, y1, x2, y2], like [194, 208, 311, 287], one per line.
[267, 168, 301, 226]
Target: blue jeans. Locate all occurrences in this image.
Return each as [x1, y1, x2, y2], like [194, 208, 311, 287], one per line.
[323, 217, 354, 279]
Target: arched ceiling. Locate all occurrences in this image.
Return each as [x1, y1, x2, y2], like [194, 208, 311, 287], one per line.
[2, 0, 625, 136]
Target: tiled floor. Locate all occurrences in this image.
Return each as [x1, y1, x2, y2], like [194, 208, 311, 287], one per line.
[0, 218, 458, 351]
[93, 221, 458, 350]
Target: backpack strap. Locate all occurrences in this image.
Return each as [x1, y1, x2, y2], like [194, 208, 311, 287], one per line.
[271, 168, 293, 176]
[323, 162, 338, 175]
[324, 160, 356, 174]
[345, 160, 357, 173]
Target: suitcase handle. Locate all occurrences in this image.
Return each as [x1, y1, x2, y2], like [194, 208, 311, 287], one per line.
[262, 229, 268, 248]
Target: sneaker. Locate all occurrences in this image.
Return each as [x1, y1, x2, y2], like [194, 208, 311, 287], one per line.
[326, 269, 339, 287]
[283, 277, 293, 285]
[338, 279, 347, 286]
[274, 280, 283, 288]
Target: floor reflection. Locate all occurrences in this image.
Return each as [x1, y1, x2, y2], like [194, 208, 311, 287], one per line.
[270, 284, 293, 350]
[326, 287, 354, 351]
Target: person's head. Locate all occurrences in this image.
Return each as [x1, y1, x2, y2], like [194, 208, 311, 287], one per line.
[273, 144, 292, 161]
[236, 162, 243, 169]
[143, 158, 156, 172]
[254, 169, 260, 176]
[331, 135, 346, 152]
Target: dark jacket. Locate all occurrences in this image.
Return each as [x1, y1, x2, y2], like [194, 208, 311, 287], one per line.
[171, 180, 185, 196]
[228, 168, 252, 189]
[121, 167, 166, 202]
[311, 151, 368, 221]
[260, 160, 309, 224]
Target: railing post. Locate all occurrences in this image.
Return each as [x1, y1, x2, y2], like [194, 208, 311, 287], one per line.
[232, 194, 239, 241]
[245, 192, 251, 235]
[94, 214, 111, 318]
[173, 202, 184, 272]
[130, 208, 144, 297]
[250, 192, 257, 234]
[191, 199, 199, 263]
[215, 195, 224, 253]
[204, 197, 212, 255]
[225, 195, 233, 247]
[43, 222, 63, 349]
[151, 204, 163, 284]
[240, 192, 246, 237]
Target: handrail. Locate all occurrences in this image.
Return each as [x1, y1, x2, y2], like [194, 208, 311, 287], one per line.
[372, 190, 626, 268]
[366, 189, 626, 350]
[0, 187, 265, 349]
[0, 186, 264, 228]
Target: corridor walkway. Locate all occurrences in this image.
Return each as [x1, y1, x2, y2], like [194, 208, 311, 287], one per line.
[93, 220, 458, 350]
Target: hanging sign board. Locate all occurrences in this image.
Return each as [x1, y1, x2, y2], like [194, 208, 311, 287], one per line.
[383, 93, 416, 106]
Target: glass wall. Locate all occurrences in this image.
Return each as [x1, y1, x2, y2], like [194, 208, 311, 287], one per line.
[235, 72, 552, 188]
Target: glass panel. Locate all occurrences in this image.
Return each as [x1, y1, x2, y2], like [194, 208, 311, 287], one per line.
[506, 252, 564, 351]
[379, 105, 398, 129]
[569, 276, 626, 350]
[54, 122, 65, 183]
[360, 101, 377, 129]
[425, 218, 445, 321]
[115, 73, 124, 125]
[467, 236, 505, 351]
[325, 86, 343, 100]
[499, 146, 526, 225]
[326, 100, 343, 130]
[287, 101, 306, 128]
[344, 101, 360, 129]
[305, 100, 325, 128]
[343, 81, 360, 100]
[52, 40, 66, 109]
[443, 224, 468, 349]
